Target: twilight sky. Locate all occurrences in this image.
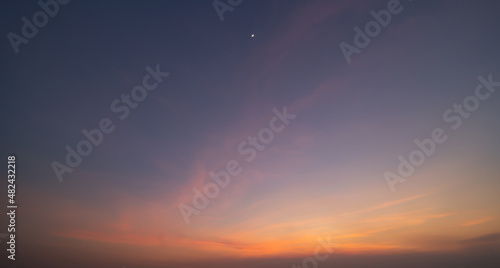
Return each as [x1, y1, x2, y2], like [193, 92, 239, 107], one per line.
[1, 0, 500, 267]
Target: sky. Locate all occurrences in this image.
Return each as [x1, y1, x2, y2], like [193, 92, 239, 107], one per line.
[1, 0, 500, 267]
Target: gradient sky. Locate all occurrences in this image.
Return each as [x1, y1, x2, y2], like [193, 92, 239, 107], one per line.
[1, 0, 500, 267]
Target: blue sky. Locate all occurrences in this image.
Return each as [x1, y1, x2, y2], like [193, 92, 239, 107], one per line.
[1, 0, 500, 267]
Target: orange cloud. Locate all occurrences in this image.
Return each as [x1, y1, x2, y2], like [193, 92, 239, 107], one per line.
[463, 217, 492, 227]
[342, 193, 431, 216]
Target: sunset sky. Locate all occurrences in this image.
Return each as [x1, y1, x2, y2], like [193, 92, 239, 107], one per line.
[1, 0, 500, 267]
